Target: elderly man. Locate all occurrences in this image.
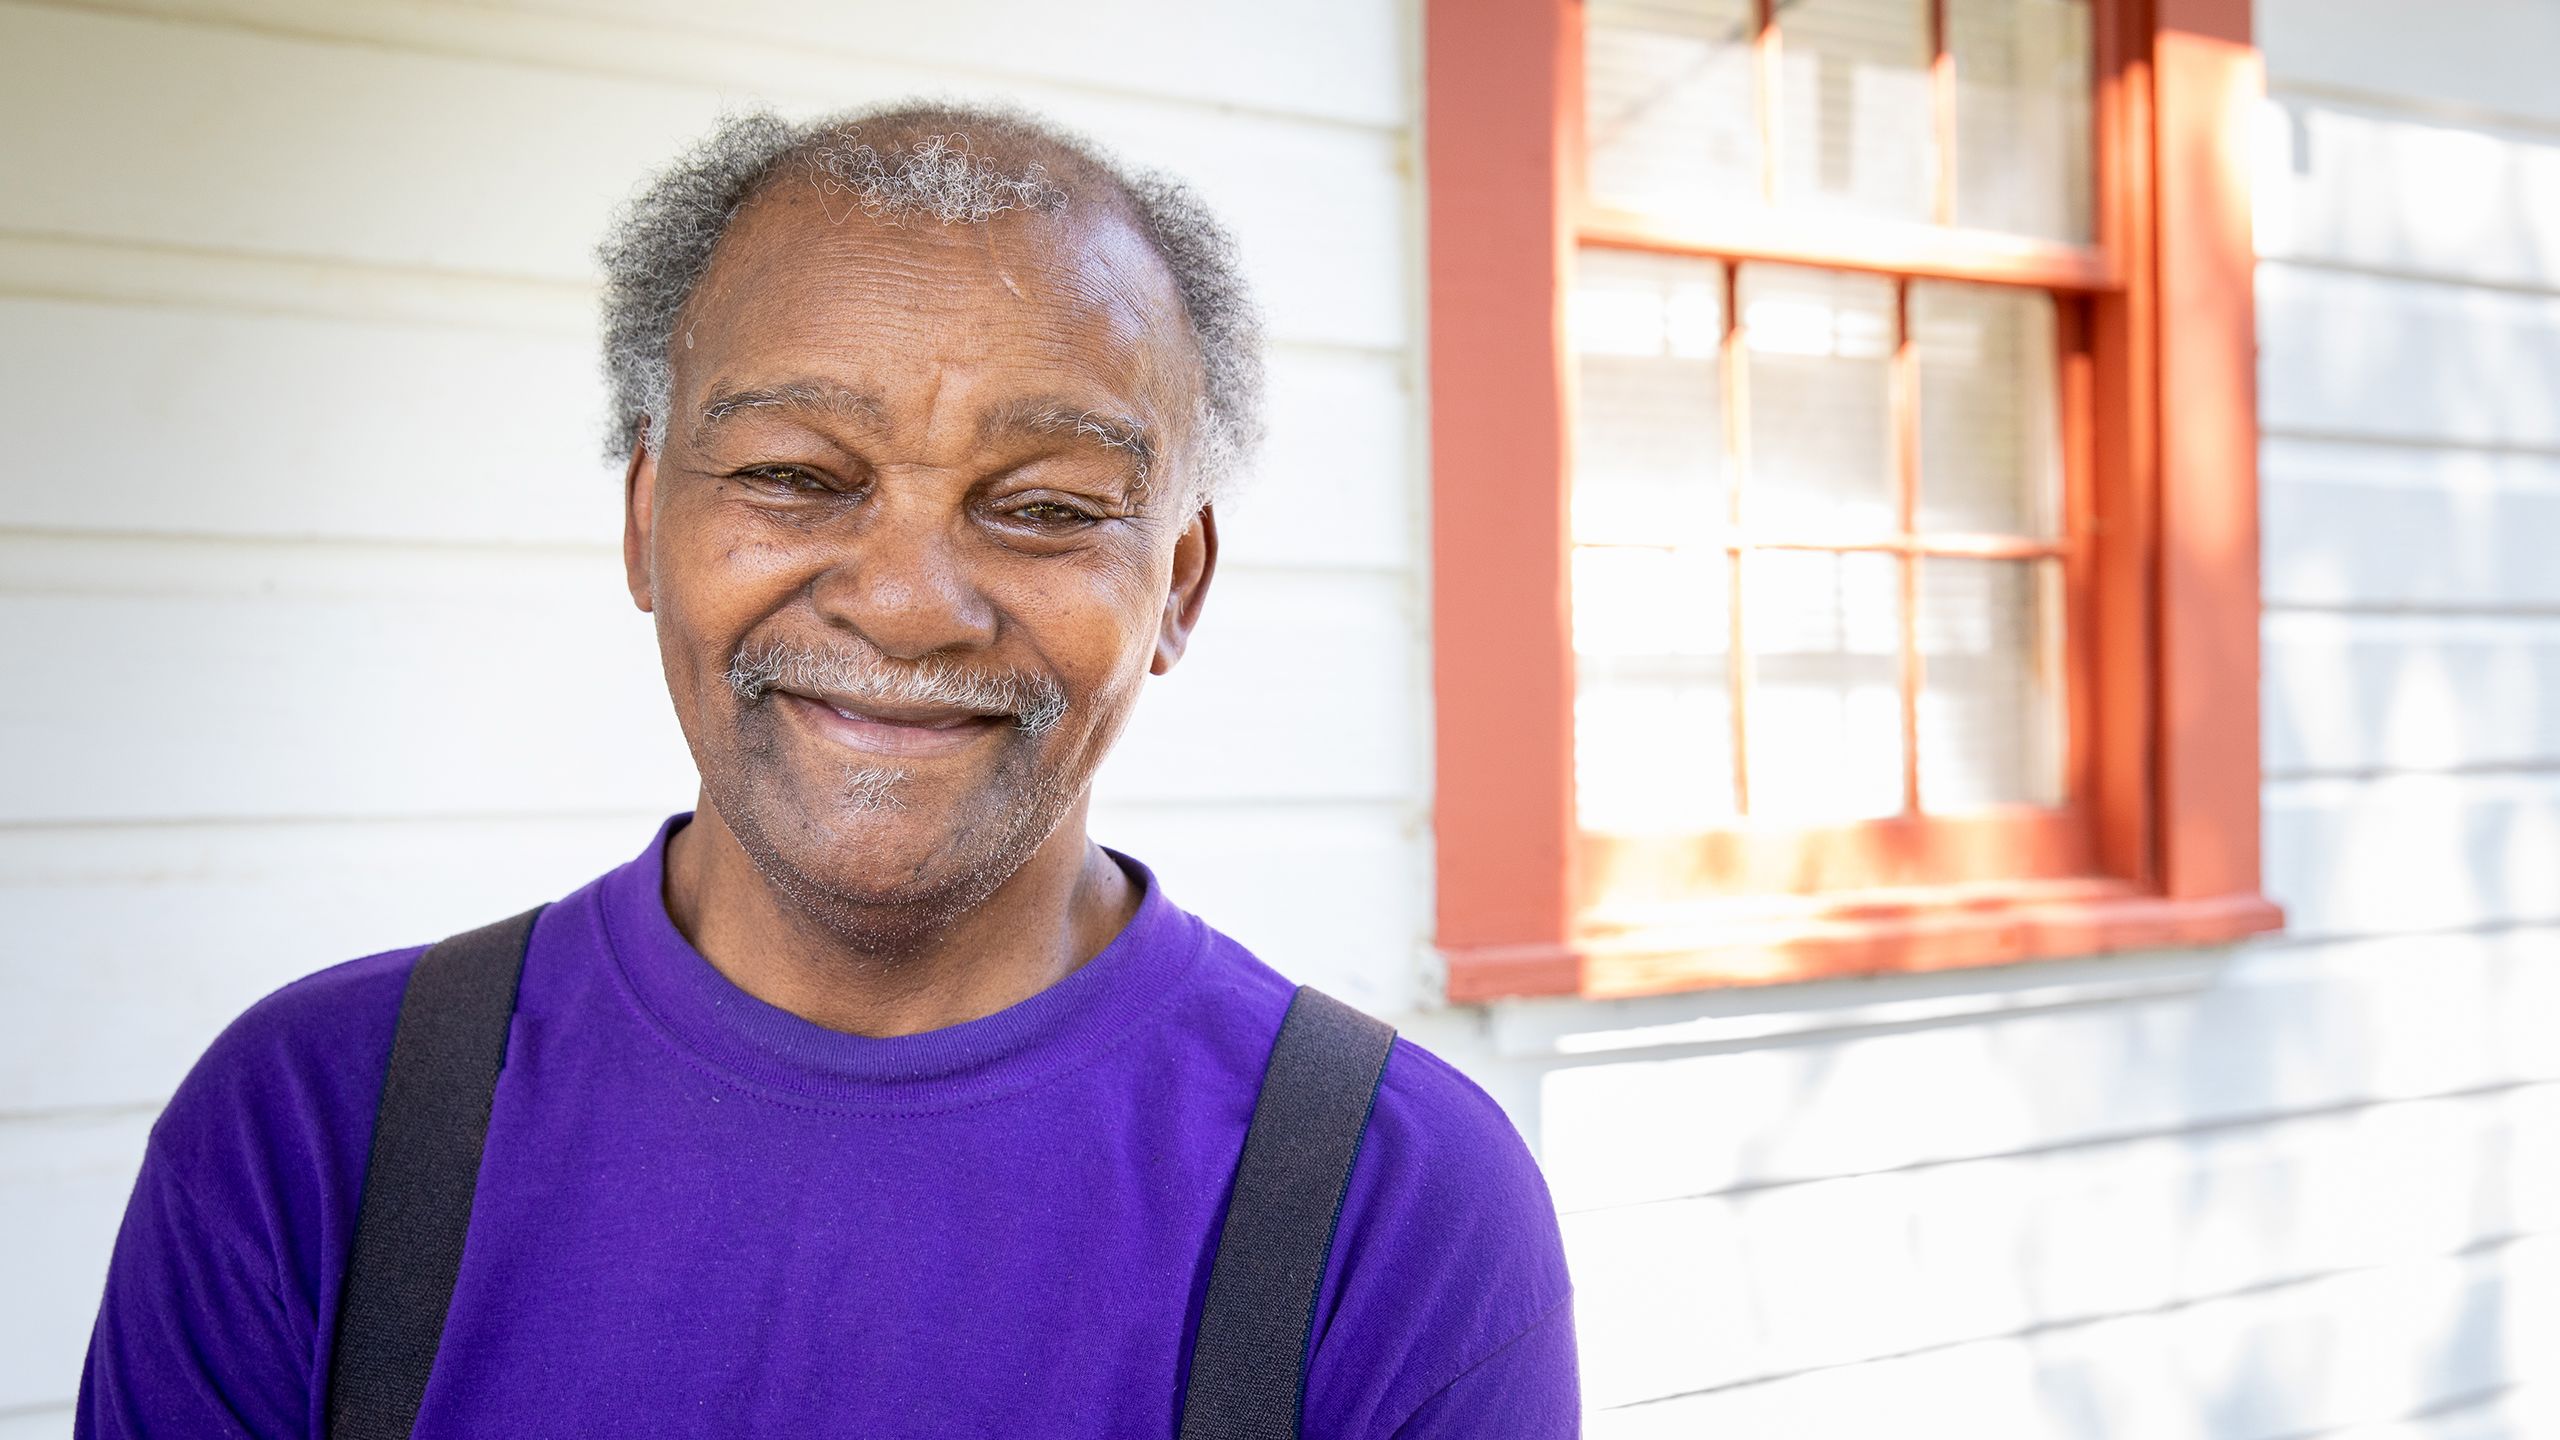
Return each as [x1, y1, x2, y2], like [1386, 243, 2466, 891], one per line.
[77, 103, 1576, 1437]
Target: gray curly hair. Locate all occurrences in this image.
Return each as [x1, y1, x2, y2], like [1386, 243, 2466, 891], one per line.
[596, 102, 1266, 507]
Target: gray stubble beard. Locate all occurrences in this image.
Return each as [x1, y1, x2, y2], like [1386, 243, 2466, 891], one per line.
[706, 641, 1095, 964]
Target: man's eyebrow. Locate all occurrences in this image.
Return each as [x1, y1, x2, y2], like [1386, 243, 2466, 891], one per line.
[692, 382, 885, 444]
[979, 396, 1156, 486]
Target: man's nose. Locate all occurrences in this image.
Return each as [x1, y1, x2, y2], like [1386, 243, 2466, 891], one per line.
[806, 491, 1000, 660]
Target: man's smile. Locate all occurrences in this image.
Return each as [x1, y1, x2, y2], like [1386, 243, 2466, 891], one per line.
[774, 687, 1010, 758]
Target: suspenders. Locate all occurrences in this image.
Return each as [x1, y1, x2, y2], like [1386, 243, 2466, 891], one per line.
[327, 908, 543, 1440]
[325, 910, 1397, 1440]
[1178, 986, 1395, 1440]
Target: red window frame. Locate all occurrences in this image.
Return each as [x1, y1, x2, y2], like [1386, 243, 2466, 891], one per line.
[1427, 0, 2282, 1001]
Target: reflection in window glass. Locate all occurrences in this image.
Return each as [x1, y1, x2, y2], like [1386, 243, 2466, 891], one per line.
[1950, 0, 2094, 240]
[1585, 0, 1762, 217]
[1918, 557, 2064, 808]
[1913, 281, 2061, 537]
[1572, 249, 1728, 547]
[1742, 264, 1896, 538]
[1744, 548, 1905, 818]
[1774, 0, 1934, 222]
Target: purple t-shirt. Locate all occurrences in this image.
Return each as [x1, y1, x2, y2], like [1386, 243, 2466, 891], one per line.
[78, 815, 1577, 1437]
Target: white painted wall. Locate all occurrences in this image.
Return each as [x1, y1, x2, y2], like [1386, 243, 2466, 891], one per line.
[6, 2, 2557, 1438]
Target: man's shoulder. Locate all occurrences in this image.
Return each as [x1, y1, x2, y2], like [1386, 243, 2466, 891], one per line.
[1305, 1014, 1577, 1428]
[1174, 923, 1556, 1239]
[1362, 1030, 1564, 1263]
[109, 939, 436, 1339]
[199, 944, 421, 1079]
[150, 943, 426, 1179]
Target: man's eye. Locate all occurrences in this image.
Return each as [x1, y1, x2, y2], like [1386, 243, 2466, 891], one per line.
[736, 465, 832, 493]
[1011, 501, 1100, 527]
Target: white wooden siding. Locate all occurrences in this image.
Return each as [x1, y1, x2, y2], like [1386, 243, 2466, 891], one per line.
[2262, 441, 2560, 613]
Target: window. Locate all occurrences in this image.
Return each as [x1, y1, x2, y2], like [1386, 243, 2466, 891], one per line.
[1427, 0, 2280, 999]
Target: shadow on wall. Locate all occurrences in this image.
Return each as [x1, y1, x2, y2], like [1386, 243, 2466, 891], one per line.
[1508, 933, 2558, 1433]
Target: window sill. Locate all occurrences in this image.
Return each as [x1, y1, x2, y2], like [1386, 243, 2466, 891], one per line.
[1440, 882, 2285, 1003]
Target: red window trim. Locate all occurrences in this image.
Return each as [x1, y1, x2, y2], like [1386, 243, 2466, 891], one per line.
[1426, 0, 2282, 1002]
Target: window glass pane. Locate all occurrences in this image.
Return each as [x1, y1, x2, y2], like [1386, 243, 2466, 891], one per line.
[1741, 264, 1896, 537]
[1949, 0, 2094, 241]
[1774, 0, 1934, 222]
[1574, 546, 1727, 658]
[1574, 551, 1736, 830]
[1744, 549, 1904, 818]
[1913, 281, 2061, 537]
[1586, 0, 1763, 217]
[1918, 557, 2064, 808]
[1578, 663, 1737, 832]
[1572, 250, 1727, 547]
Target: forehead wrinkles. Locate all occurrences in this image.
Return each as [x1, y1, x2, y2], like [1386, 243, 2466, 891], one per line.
[674, 185, 1201, 463]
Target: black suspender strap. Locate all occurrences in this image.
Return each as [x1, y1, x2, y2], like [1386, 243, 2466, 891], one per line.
[326, 905, 544, 1440]
[1179, 985, 1398, 1440]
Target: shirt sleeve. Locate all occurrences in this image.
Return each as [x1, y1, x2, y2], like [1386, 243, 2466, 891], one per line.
[77, 1139, 315, 1440]
[76, 947, 413, 1440]
[1387, 1295, 1581, 1438]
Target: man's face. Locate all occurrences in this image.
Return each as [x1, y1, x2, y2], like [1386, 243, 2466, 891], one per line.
[623, 178, 1215, 924]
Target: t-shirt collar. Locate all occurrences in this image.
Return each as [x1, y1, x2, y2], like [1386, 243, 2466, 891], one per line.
[596, 812, 1204, 1110]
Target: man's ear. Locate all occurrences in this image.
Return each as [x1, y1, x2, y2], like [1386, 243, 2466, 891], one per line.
[1151, 503, 1218, 676]
[622, 433, 657, 614]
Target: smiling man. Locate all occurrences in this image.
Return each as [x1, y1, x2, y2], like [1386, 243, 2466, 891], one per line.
[77, 104, 1578, 1438]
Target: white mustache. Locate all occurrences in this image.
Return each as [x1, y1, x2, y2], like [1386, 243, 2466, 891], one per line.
[723, 638, 1069, 735]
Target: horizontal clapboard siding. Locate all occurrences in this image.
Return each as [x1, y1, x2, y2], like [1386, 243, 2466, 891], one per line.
[48, 0, 1409, 130]
[2259, 264, 2560, 451]
[2256, 92, 2560, 293]
[2255, 64, 2560, 1434]
[0, 1110, 154, 1416]
[1568, 1080, 2560, 1409]
[2263, 613, 2560, 776]
[0, 3, 1412, 352]
[2262, 439, 2560, 613]
[2258, 0, 2560, 129]
[1585, 1233, 2560, 1438]
[2265, 774, 2560, 940]
[0, 815, 671, 1112]
[1532, 927, 2560, 1217]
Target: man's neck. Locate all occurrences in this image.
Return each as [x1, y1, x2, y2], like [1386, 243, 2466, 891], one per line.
[659, 797, 1137, 1038]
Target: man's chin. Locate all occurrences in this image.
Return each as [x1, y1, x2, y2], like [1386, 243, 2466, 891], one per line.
[719, 778, 1063, 929]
